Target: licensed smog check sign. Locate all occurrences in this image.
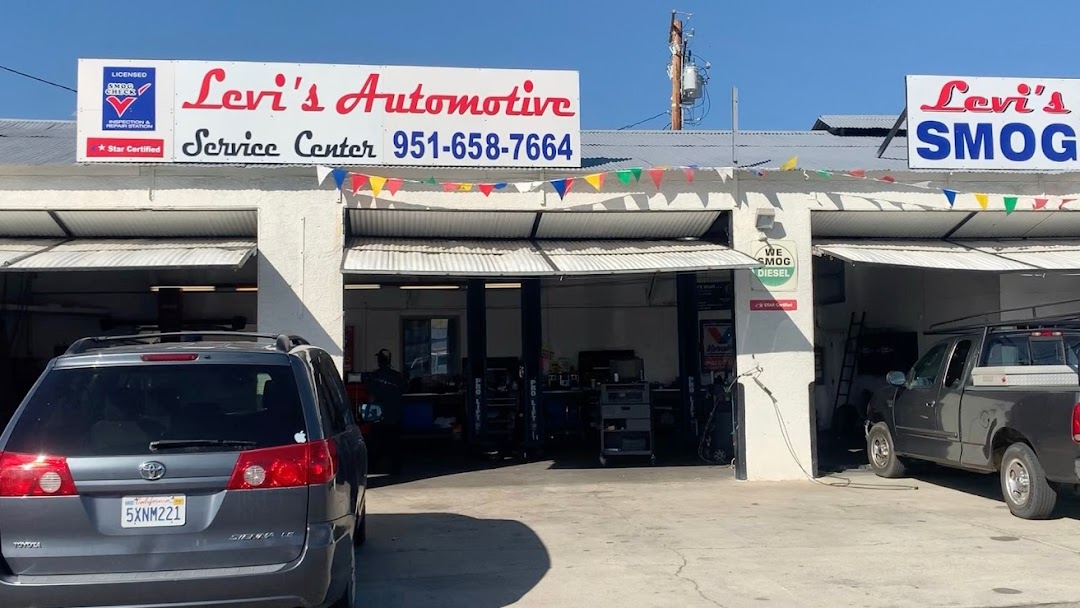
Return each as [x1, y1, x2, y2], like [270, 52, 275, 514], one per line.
[77, 59, 581, 167]
[907, 75, 1080, 171]
[752, 241, 797, 292]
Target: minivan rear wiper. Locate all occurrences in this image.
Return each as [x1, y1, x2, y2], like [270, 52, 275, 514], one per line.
[150, 439, 258, 451]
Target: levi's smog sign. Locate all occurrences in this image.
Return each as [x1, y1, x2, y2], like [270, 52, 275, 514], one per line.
[907, 75, 1080, 170]
[753, 242, 797, 291]
[77, 59, 580, 168]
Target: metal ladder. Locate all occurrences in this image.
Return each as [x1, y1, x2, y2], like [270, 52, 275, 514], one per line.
[832, 312, 866, 415]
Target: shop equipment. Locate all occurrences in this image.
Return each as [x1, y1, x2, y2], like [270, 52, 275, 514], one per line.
[599, 382, 654, 466]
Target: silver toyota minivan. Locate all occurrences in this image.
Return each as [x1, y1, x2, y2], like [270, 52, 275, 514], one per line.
[0, 332, 371, 608]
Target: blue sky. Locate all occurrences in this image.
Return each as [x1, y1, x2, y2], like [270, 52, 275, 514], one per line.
[3, 0, 1079, 130]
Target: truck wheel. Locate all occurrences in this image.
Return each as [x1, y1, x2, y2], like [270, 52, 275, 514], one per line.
[867, 422, 906, 478]
[1001, 443, 1057, 520]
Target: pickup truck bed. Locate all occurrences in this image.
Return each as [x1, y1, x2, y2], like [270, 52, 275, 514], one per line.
[866, 328, 1080, 519]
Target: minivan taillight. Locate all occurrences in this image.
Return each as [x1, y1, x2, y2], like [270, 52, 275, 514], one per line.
[0, 452, 78, 497]
[1073, 404, 1080, 443]
[226, 440, 337, 490]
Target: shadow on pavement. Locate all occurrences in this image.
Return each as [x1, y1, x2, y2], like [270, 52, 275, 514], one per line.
[368, 440, 718, 489]
[355, 512, 550, 607]
[914, 467, 1080, 520]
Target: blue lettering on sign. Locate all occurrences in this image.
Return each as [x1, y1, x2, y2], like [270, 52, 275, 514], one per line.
[1043, 124, 1078, 162]
[1000, 123, 1036, 161]
[955, 123, 994, 160]
[916, 121, 1078, 164]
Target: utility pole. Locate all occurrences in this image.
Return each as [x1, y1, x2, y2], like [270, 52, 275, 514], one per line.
[669, 11, 683, 131]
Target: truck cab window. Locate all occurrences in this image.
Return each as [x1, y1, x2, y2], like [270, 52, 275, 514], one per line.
[909, 342, 948, 389]
[943, 340, 972, 388]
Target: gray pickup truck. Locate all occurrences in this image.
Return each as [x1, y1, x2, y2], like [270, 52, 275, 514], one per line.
[866, 319, 1080, 519]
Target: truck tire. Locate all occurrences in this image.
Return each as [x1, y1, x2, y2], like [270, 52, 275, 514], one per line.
[1001, 443, 1057, 520]
[867, 422, 906, 478]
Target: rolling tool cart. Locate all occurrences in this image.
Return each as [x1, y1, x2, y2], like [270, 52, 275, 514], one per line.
[599, 382, 654, 466]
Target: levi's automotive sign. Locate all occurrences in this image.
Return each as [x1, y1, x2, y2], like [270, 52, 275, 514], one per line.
[77, 59, 581, 167]
[907, 75, 1080, 171]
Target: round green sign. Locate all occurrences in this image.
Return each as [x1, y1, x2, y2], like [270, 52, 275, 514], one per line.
[754, 243, 796, 288]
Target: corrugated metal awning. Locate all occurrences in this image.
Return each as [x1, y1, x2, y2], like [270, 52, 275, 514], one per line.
[964, 240, 1080, 270]
[4, 238, 256, 271]
[813, 240, 1036, 272]
[538, 240, 758, 275]
[343, 238, 758, 277]
[343, 239, 551, 277]
[0, 239, 63, 268]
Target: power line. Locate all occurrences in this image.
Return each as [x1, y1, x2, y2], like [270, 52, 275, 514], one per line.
[617, 110, 670, 130]
[0, 65, 76, 93]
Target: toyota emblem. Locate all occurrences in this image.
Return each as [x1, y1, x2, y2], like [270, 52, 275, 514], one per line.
[139, 461, 166, 481]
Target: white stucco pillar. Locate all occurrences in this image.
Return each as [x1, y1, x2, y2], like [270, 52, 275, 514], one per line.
[257, 191, 345, 372]
[732, 193, 815, 481]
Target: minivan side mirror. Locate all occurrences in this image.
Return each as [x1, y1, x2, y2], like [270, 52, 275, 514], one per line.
[886, 371, 906, 387]
[360, 403, 384, 423]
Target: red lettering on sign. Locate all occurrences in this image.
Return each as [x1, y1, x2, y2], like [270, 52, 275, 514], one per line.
[181, 68, 288, 112]
[86, 138, 165, 158]
[920, 79, 1070, 115]
[335, 73, 576, 118]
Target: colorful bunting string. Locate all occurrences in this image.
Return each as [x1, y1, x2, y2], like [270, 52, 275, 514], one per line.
[317, 163, 1080, 214]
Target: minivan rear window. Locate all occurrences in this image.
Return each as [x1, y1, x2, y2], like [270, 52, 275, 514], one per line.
[5, 364, 307, 457]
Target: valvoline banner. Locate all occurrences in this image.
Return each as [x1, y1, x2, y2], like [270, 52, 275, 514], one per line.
[907, 75, 1080, 171]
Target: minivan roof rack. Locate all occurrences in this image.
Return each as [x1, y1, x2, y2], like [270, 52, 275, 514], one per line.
[65, 332, 310, 355]
[926, 298, 1080, 335]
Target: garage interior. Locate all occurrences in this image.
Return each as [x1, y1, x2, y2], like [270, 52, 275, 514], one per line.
[340, 208, 757, 470]
[0, 209, 258, 421]
[812, 210, 1080, 470]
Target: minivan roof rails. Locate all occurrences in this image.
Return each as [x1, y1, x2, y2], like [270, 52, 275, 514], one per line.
[926, 298, 1080, 335]
[65, 332, 310, 355]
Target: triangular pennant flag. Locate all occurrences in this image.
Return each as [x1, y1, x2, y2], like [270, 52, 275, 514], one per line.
[1004, 196, 1018, 215]
[424, 177, 438, 185]
[943, 189, 958, 207]
[816, 170, 831, 179]
[847, 169, 866, 178]
[912, 181, 932, 189]
[648, 168, 665, 189]
[478, 183, 495, 197]
[459, 183, 473, 192]
[780, 156, 798, 171]
[717, 167, 734, 183]
[330, 168, 347, 190]
[386, 178, 403, 196]
[975, 193, 989, 209]
[350, 174, 369, 194]
[616, 169, 633, 185]
[630, 167, 643, 182]
[584, 173, 605, 191]
[369, 175, 387, 197]
[551, 178, 573, 199]
[682, 167, 696, 182]
[494, 182, 507, 190]
[514, 181, 537, 193]
[756, 169, 766, 178]
[442, 182, 460, 192]
[1034, 197, 1050, 210]
[881, 175, 896, 183]
[316, 165, 333, 185]
[1061, 198, 1076, 210]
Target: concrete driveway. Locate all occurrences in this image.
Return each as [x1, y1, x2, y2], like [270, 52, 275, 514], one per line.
[355, 462, 1080, 607]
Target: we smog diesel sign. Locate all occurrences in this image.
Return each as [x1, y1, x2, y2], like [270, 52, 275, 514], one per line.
[753, 242, 797, 291]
